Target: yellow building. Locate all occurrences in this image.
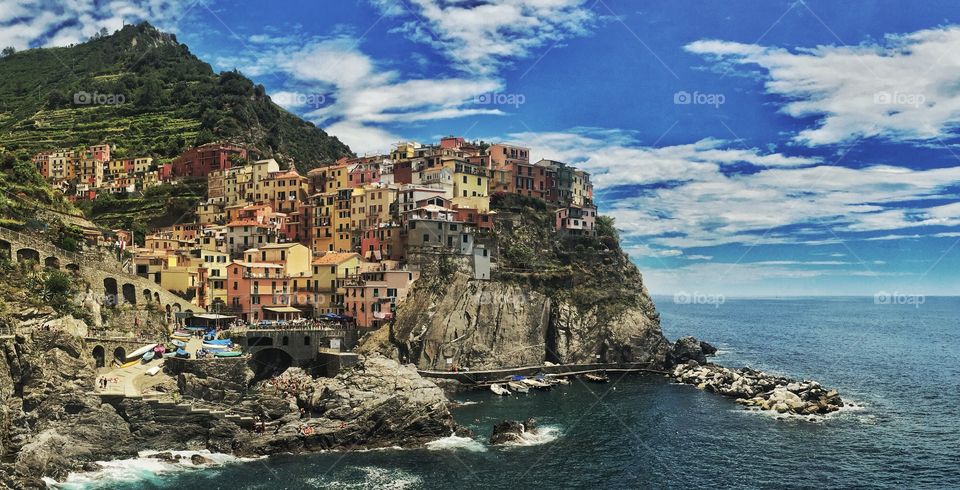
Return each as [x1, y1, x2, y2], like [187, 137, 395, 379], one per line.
[49, 150, 78, 182]
[199, 249, 230, 306]
[310, 252, 361, 314]
[311, 192, 336, 253]
[450, 162, 489, 209]
[242, 242, 312, 278]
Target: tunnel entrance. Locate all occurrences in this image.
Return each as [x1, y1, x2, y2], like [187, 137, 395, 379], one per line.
[250, 348, 294, 381]
[92, 345, 105, 368]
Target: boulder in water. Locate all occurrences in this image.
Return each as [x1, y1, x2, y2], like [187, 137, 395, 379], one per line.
[670, 336, 709, 365]
[191, 454, 214, 465]
[489, 418, 538, 445]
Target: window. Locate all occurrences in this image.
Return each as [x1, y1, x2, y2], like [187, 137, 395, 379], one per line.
[423, 234, 429, 243]
[304, 336, 311, 346]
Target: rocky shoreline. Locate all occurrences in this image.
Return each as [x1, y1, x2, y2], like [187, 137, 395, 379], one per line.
[671, 362, 845, 417]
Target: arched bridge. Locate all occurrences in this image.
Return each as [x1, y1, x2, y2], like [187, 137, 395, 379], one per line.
[0, 226, 202, 317]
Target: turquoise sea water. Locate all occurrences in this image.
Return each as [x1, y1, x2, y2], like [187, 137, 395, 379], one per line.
[57, 297, 960, 489]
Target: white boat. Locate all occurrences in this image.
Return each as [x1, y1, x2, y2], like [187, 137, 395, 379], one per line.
[521, 378, 553, 389]
[507, 381, 530, 393]
[126, 344, 158, 360]
[145, 366, 162, 376]
[202, 342, 231, 351]
[490, 383, 511, 396]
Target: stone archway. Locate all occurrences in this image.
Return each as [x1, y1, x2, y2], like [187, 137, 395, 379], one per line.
[121, 283, 137, 305]
[16, 248, 40, 263]
[113, 347, 126, 364]
[92, 345, 105, 368]
[103, 278, 118, 307]
[44, 256, 60, 269]
[250, 348, 293, 380]
[143, 289, 152, 303]
[65, 263, 80, 273]
[154, 292, 160, 304]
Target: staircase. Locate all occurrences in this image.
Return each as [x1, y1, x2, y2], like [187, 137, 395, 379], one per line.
[138, 393, 257, 426]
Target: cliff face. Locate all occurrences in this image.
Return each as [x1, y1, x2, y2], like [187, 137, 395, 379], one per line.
[360, 195, 672, 371]
[0, 315, 457, 488]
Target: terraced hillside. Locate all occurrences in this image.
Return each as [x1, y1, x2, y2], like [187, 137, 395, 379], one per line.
[0, 22, 352, 171]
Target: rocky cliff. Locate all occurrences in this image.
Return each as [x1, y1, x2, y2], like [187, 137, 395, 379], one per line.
[360, 195, 673, 370]
[0, 313, 458, 488]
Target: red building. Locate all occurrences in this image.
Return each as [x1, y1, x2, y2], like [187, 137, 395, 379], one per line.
[170, 143, 247, 179]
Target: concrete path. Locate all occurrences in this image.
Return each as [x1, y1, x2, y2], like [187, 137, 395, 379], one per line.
[97, 358, 165, 396]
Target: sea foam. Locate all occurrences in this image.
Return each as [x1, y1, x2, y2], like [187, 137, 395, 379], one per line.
[45, 450, 255, 489]
[425, 434, 488, 452]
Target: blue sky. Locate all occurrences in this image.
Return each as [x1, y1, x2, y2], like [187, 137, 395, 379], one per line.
[5, 0, 960, 296]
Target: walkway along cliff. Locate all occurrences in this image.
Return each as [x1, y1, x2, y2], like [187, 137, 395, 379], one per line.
[360, 195, 674, 371]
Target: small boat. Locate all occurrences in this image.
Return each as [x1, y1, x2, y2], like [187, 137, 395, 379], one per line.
[174, 329, 191, 336]
[551, 377, 571, 385]
[153, 345, 166, 355]
[202, 342, 230, 351]
[120, 359, 140, 369]
[142, 351, 155, 363]
[172, 340, 187, 348]
[170, 335, 190, 342]
[214, 350, 242, 358]
[507, 381, 529, 393]
[162, 352, 176, 358]
[174, 349, 191, 359]
[205, 338, 232, 345]
[127, 343, 158, 360]
[145, 366, 161, 376]
[490, 383, 511, 396]
[521, 378, 553, 389]
[584, 373, 610, 383]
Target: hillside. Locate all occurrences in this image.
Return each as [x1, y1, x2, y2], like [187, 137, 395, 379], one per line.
[0, 22, 352, 172]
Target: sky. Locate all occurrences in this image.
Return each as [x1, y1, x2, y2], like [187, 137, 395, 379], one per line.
[3, 0, 960, 297]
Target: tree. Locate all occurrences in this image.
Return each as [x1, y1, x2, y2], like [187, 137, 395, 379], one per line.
[135, 76, 163, 108]
[0, 46, 15, 58]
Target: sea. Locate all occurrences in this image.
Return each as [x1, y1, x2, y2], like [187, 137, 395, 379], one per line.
[52, 297, 960, 489]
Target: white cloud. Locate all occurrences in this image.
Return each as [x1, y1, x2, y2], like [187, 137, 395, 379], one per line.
[516, 127, 960, 255]
[0, 0, 204, 49]
[371, 0, 597, 76]
[219, 36, 504, 154]
[686, 26, 960, 146]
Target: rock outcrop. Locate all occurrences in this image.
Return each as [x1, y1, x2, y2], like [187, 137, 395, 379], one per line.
[672, 363, 844, 416]
[489, 418, 539, 445]
[0, 314, 460, 488]
[361, 270, 671, 370]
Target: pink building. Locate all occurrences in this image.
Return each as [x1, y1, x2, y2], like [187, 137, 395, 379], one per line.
[343, 270, 417, 329]
[555, 204, 597, 236]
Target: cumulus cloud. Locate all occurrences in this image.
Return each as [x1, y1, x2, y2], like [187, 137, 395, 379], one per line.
[370, 0, 597, 76]
[0, 0, 204, 49]
[218, 36, 504, 154]
[686, 26, 960, 146]
[516, 127, 960, 256]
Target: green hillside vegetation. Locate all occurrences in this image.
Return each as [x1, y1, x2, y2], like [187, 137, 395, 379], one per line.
[74, 180, 209, 242]
[0, 22, 352, 172]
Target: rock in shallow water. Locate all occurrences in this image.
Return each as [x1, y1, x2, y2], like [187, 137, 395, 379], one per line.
[489, 418, 538, 445]
[672, 363, 844, 417]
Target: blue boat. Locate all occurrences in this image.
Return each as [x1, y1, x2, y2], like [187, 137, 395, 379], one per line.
[175, 349, 190, 359]
[205, 339, 232, 346]
[141, 351, 155, 363]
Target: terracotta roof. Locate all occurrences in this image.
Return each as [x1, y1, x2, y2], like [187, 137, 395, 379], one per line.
[313, 253, 360, 265]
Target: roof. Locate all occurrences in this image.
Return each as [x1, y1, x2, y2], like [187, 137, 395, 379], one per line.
[264, 306, 302, 313]
[191, 313, 236, 320]
[259, 242, 301, 249]
[313, 252, 360, 265]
